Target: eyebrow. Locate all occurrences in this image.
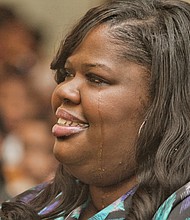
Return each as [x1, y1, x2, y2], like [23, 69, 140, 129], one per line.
[82, 63, 112, 71]
[65, 60, 113, 72]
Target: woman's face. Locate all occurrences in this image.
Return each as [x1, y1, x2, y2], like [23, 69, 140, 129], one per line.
[51, 24, 150, 186]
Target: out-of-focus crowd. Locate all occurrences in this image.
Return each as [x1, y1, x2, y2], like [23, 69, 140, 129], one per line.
[0, 5, 58, 203]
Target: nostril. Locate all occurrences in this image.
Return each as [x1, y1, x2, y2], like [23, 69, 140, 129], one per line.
[63, 98, 70, 104]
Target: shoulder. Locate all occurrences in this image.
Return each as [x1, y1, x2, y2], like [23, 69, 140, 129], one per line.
[168, 181, 190, 220]
[11, 182, 49, 204]
[153, 181, 190, 220]
[0, 182, 66, 220]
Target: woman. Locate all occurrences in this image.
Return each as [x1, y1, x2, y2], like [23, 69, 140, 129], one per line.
[1, 0, 190, 219]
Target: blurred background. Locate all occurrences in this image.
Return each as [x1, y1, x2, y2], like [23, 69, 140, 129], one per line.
[0, 0, 102, 202]
[0, 0, 103, 57]
[0, 0, 189, 203]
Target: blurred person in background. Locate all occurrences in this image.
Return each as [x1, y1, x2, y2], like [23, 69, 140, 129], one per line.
[4, 118, 58, 197]
[0, 5, 38, 76]
[0, 73, 36, 192]
[0, 73, 41, 132]
[0, 71, 54, 199]
[0, 4, 56, 115]
[0, 4, 56, 199]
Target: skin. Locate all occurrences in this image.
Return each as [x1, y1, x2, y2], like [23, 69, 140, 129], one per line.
[51, 24, 150, 217]
[16, 120, 57, 183]
[0, 77, 36, 131]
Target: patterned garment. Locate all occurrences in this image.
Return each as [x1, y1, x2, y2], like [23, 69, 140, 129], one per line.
[64, 187, 136, 220]
[1, 181, 190, 219]
[153, 181, 190, 220]
[7, 184, 136, 220]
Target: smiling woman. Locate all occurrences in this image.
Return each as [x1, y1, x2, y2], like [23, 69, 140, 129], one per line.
[51, 24, 149, 190]
[1, 0, 190, 219]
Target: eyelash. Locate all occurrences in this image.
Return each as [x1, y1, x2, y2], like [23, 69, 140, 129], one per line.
[86, 73, 108, 85]
[54, 68, 109, 86]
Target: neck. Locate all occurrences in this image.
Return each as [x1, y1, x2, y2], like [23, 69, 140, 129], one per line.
[89, 176, 137, 211]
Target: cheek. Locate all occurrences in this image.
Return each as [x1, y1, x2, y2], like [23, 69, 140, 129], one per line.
[98, 92, 145, 126]
[94, 92, 146, 152]
[81, 92, 101, 123]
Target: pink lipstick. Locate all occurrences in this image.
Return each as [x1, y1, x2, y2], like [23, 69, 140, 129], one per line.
[52, 108, 89, 138]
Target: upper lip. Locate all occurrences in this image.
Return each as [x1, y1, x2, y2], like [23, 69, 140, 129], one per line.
[55, 108, 88, 124]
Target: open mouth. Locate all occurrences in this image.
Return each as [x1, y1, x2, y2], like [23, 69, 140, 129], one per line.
[57, 118, 89, 128]
[52, 118, 89, 138]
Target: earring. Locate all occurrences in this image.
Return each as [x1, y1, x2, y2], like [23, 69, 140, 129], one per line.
[138, 120, 146, 136]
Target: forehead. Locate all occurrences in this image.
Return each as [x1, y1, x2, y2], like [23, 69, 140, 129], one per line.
[65, 24, 148, 73]
[66, 24, 122, 65]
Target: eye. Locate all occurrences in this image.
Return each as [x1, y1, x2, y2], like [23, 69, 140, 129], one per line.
[54, 68, 74, 84]
[86, 73, 109, 86]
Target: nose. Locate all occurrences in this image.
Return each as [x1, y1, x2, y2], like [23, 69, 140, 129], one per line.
[52, 78, 81, 107]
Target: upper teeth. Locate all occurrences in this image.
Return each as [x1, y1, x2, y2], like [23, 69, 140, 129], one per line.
[57, 118, 89, 128]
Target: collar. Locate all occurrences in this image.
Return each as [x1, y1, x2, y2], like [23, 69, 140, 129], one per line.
[66, 186, 137, 220]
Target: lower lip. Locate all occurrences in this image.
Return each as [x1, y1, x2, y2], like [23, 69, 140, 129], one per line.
[52, 124, 88, 138]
